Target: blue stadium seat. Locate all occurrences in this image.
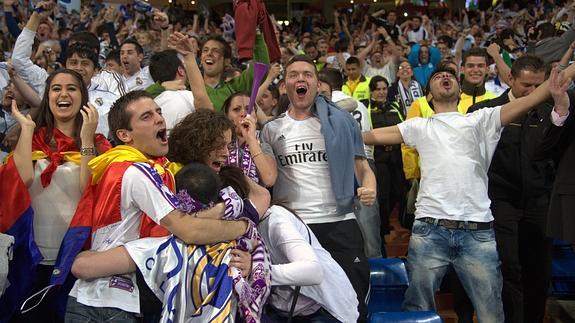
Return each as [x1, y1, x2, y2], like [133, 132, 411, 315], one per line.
[369, 311, 443, 323]
[368, 258, 409, 313]
[550, 240, 575, 299]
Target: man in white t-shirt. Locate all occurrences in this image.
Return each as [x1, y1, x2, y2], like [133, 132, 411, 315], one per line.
[260, 55, 376, 321]
[148, 49, 195, 132]
[66, 91, 249, 322]
[363, 65, 574, 322]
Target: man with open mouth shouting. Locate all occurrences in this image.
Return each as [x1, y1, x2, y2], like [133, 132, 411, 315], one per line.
[363, 63, 575, 323]
[260, 55, 377, 322]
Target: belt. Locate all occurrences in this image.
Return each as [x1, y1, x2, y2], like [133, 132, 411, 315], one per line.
[417, 217, 493, 230]
[379, 145, 398, 152]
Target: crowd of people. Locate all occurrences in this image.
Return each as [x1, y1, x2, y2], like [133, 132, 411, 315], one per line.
[0, 0, 574, 322]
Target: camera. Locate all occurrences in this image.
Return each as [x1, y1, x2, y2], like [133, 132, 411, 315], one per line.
[369, 15, 391, 30]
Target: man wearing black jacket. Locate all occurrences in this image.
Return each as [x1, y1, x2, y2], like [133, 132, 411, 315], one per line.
[465, 55, 553, 323]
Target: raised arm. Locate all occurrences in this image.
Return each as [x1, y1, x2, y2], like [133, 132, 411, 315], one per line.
[559, 41, 575, 68]
[255, 63, 281, 125]
[79, 104, 101, 192]
[152, 10, 170, 51]
[486, 42, 511, 86]
[239, 113, 278, 187]
[501, 66, 574, 126]
[168, 32, 214, 110]
[362, 125, 404, 146]
[12, 1, 54, 95]
[10, 101, 35, 187]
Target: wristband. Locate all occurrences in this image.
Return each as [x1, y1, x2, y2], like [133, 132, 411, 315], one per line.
[251, 150, 264, 159]
[161, 26, 169, 30]
[34, 7, 45, 13]
[80, 147, 97, 156]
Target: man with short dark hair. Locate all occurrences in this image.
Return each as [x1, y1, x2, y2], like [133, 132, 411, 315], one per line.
[528, 21, 575, 64]
[67, 90, 249, 321]
[146, 49, 196, 132]
[364, 63, 575, 322]
[201, 34, 269, 111]
[343, 56, 371, 101]
[261, 55, 376, 321]
[120, 39, 154, 91]
[466, 55, 554, 323]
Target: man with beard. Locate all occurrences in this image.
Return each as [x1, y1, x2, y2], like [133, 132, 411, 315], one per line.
[363, 64, 574, 323]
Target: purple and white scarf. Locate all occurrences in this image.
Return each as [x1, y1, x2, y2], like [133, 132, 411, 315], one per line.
[226, 132, 260, 184]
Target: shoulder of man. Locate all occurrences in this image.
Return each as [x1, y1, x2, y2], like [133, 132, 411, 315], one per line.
[467, 90, 510, 114]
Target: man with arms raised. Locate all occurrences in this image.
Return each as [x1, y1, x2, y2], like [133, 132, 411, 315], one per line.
[363, 64, 574, 322]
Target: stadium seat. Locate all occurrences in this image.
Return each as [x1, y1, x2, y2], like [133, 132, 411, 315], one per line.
[368, 258, 409, 313]
[369, 311, 443, 323]
[550, 240, 575, 299]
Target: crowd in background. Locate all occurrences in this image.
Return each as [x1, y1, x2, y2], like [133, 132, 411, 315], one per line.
[0, 0, 575, 322]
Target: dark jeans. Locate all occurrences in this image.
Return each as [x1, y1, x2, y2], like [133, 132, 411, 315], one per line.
[65, 297, 138, 323]
[374, 150, 407, 235]
[453, 197, 552, 323]
[264, 305, 341, 323]
[308, 219, 369, 322]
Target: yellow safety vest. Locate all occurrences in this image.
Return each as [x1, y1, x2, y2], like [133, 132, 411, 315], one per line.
[343, 76, 371, 102]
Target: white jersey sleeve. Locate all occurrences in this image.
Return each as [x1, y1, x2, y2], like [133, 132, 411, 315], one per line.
[92, 69, 127, 97]
[12, 28, 49, 96]
[121, 163, 179, 224]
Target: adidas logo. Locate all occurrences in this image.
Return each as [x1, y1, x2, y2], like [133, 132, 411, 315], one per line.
[353, 257, 361, 263]
[278, 134, 286, 141]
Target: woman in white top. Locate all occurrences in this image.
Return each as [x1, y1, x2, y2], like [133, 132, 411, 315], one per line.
[259, 205, 359, 323]
[2, 69, 108, 322]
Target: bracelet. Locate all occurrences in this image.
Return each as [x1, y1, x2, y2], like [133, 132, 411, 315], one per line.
[558, 63, 568, 71]
[80, 147, 97, 156]
[251, 150, 264, 159]
[161, 26, 169, 30]
[385, 36, 392, 41]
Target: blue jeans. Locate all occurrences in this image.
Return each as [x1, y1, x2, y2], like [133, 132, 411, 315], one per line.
[65, 296, 139, 323]
[354, 158, 383, 258]
[402, 221, 504, 323]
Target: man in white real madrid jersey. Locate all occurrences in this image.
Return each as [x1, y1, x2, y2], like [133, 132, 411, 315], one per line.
[260, 55, 376, 321]
[120, 39, 154, 92]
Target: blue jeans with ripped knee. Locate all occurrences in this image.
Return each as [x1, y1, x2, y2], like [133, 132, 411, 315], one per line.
[402, 220, 504, 323]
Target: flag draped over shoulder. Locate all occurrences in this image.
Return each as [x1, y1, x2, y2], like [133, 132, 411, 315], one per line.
[0, 158, 42, 322]
[0, 129, 110, 322]
[51, 145, 175, 288]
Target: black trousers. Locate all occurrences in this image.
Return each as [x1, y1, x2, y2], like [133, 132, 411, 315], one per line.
[9, 264, 65, 323]
[374, 150, 407, 235]
[453, 197, 552, 323]
[308, 219, 370, 322]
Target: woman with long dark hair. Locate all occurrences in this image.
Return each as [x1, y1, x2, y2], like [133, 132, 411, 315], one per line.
[0, 69, 109, 322]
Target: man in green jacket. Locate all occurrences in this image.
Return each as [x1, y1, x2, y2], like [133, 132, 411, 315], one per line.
[202, 33, 270, 111]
